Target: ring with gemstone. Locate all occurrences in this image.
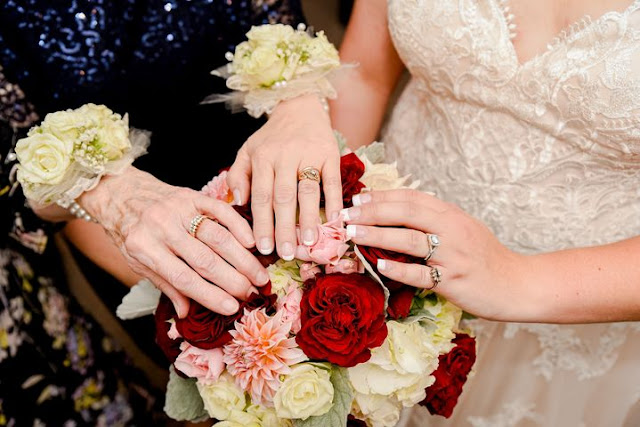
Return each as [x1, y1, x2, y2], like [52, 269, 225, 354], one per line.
[424, 233, 440, 263]
[298, 167, 321, 183]
[189, 214, 208, 237]
[426, 265, 442, 290]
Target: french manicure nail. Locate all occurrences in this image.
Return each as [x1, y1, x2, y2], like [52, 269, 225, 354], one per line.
[233, 189, 242, 206]
[341, 207, 360, 221]
[377, 259, 388, 271]
[340, 208, 350, 221]
[258, 238, 273, 255]
[281, 242, 294, 261]
[257, 271, 270, 285]
[346, 224, 359, 238]
[223, 299, 239, 314]
[303, 229, 315, 246]
[353, 193, 371, 206]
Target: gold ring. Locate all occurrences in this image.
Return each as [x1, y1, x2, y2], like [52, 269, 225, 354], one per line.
[298, 167, 321, 183]
[189, 214, 208, 237]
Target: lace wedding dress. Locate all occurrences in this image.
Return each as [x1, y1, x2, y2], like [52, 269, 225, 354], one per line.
[383, 1, 640, 426]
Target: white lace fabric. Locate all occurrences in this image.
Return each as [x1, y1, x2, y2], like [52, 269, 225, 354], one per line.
[385, 0, 640, 425]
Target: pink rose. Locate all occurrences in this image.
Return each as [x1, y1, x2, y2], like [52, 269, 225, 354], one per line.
[325, 253, 364, 275]
[167, 321, 182, 340]
[300, 263, 322, 282]
[201, 171, 233, 203]
[174, 342, 225, 384]
[295, 217, 349, 265]
[277, 284, 303, 334]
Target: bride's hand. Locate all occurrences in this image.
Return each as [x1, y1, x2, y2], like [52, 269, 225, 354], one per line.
[80, 167, 270, 318]
[342, 189, 532, 321]
[226, 94, 343, 260]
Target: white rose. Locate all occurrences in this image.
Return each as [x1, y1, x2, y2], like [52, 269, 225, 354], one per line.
[352, 392, 401, 427]
[15, 133, 73, 185]
[246, 24, 295, 46]
[305, 32, 340, 69]
[197, 372, 246, 421]
[76, 103, 116, 126]
[348, 321, 439, 406]
[423, 297, 463, 354]
[40, 110, 87, 143]
[359, 156, 420, 191]
[274, 363, 334, 420]
[97, 116, 131, 160]
[213, 409, 262, 427]
[244, 45, 287, 87]
[246, 404, 292, 427]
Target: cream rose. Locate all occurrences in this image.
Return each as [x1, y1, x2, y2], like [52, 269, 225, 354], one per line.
[15, 133, 73, 185]
[97, 116, 131, 160]
[359, 156, 420, 191]
[197, 372, 246, 421]
[348, 321, 438, 407]
[273, 363, 334, 420]
[352, 392, 402, 427]
[246, 23, 295, 46]
[305, 32, 340, 68]
[246, 405, 293, 427]
[40, 110, 87, 143]
[212, 409, 262, 427]
[267, 259, 303, 297]
[422, 297, 463, 354]
[76, 103, 115, 126]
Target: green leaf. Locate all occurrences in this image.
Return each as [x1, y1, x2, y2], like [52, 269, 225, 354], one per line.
[293, 367, 354, 427]
[164, 366, 208, 422]
[355, 141, 386, 163]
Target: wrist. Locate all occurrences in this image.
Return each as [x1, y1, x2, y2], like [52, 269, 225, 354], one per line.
[271, 93, 330, 119]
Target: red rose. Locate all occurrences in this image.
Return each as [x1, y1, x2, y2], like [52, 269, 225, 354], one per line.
[296, 273, 388, 367]
[154, 295, 182, 363]
[420, 334, 477, 418]
[340, 153, 366, 206]
[175, 285, 277, 350]
[233, 204, 253, 225]
[347, 415, 368, 426]
[387, 286, 416, 319]
[358, 245, 423, 271]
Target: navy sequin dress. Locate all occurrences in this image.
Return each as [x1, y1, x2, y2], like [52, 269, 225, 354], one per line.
[0, 1, 304, 425]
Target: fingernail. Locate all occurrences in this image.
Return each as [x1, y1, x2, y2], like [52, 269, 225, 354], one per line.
[346, 224, 363, 238]
[281, 242, 294, 261]
[303, 229, 315, 246]
[233, 189, 242, 206]
[257, 271, 270, 285]
[258, 238, 273, 255]
[341, 207, 360, 221]
[246, 286, 259, 298]
[377, 259, 388, 271]
[352, 193, 371, 206]
[223, 299, 239, 314]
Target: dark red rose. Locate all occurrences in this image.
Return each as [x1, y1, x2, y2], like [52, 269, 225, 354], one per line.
[154, 295, 182, 363]
[358, 245, 423, 272]
[296, 273, 388, 367]
[174, 284, 277, 350]
[347, 415, 368, 426]
[340, 153, 366, 206]
[420, 334, 477, 418]
[233, 204, 253, 225]
[387, 286, 416, 319]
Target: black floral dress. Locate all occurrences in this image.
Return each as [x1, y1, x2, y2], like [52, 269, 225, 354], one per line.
[0, 0, 304, 425]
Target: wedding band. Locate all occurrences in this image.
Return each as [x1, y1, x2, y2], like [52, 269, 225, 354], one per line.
[424, 233, 441, 263]
[189, 214, 208, 237]
[426, 265, 442, 290]
[298, 167, 321, 183]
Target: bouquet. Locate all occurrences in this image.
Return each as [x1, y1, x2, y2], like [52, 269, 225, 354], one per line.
[117, 141, 476, 427]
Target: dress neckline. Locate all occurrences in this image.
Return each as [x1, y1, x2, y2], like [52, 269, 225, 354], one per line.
[495, 0, 640, 68]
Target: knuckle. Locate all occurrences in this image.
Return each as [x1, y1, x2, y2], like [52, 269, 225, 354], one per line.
[170, 269, 195, 291]
[298, 180, 319, 196]
[274, 185, 296, 205]
[191, 250, 217, 273]
[205, 224, 231, 247]
[251, 189, 272, 206]
[402, 202, 420, 219]
[323, 176, 343, 188]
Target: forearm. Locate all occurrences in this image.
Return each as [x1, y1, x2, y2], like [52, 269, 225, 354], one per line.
[521, 236, 640, 323]
[63, 219, 142, 287]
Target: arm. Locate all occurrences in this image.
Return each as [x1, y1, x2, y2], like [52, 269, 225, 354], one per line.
[342, 189, 640, 324]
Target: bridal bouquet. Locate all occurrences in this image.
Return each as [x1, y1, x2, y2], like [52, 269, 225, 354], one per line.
[117, 142, 476, 427]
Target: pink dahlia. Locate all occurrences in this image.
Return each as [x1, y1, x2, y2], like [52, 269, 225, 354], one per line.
[201, 171, 233, 203]
[223, 309, 306, 406]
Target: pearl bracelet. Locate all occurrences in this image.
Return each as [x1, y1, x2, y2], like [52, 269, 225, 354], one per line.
[60, 200, 98, 223]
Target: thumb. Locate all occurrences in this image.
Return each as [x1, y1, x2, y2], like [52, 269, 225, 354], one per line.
[227, 147, 252, 206]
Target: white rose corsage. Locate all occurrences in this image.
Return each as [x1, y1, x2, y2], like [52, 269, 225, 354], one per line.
[203, 23, 343, 118]
[15, 103, 149, 209]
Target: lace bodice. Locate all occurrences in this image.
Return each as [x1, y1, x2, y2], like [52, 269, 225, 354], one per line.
[385, 0, 640, 254]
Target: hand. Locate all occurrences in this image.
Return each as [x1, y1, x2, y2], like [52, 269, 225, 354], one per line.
[226, 94, 343, 261]
[342, 189, 531, 321]
[80, 167, 270, 318]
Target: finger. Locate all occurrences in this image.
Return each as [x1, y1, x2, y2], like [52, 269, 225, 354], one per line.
[341, 201, 443, 234]
[194, 196, 255, 249]
[377, 259, 447, 290]
[251, 155, 275, 255]
[170, 235, 256, 301]
[196, 219, 270, 287]
[143, 271, 191, 319]
[137, 247, 240, 315]
[322, 157, 343, 219]
[347, 225, 433, 259]
[273, 161, 298, 261]
[297, 173, 321, 246]
[352, 189, 448, 212]
[226, 147, 252, 205]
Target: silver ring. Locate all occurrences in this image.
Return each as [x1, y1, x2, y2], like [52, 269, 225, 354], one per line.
[189, 214, 208, 237]
[426, 265, 442, 290]
[424, 233, 440, 263]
